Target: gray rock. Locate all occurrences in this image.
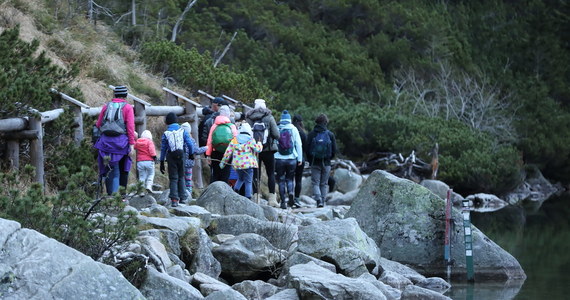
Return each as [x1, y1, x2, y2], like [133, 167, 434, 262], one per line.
[420, 179, 464, 205]
[265, 288, 299, 300]
[0, 218, 144, 300]
[139, 229, 182, 256]
[288, 262, 386, 300]
[212, 233, 286, 283]
[466, 193, 507, 212]
[142, 203, 171, 218]
[232, 280, 282, 300]
[346, 170, 526, 281]
[297, 218, 381, 277]
[401, 284, 451, 300]
[416, 277, 451, 294]
[359, 273, 402, 300]
[138, 215, 201, 236]
[191, 272, 231, 296]
[188, 228, 221, 279]
[379, 270, 413, 290]
[379, 257, 425, 284]
[204, 288, 247, 300]
[139, 235, 174, 271]
[129, 193, 157, 210]
[209, 215, 298, 251]
[197, 181, 266, 220]
[171, 205, 212, 228]
[333, 168, 364, 193]
[140, 267, 203, 299]
[327, 189, 359, 206]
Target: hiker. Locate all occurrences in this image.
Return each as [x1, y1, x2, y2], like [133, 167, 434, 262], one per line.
[245, 98, 280, 207]
[94, 85, 135, 196]
[292, 113, 308, 205]
[180, 122, 207, 199]
[134, 130, 157, 193]
[219, 123, 262, 200]
[306, 113, 337, 207]
[206, 105, 238, 183]
[274, 110, 303, 209]
[159, 112, 195, 207]
[199, 97, 227, 147]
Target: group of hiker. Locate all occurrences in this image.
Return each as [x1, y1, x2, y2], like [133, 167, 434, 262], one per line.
[93, 85, 337, 209]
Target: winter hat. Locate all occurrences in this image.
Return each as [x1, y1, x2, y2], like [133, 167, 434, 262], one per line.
[141, 130, 152, 140]
[254, 99, 266, 109]
[213, 97, 226, 105]
[219, 105, 231, 117]
[293, 114, 303, 123]
[238, 122, 253, 136]
[165, 112, 177, 125]
[281, 110, 291, 122]
[181, 122, 192, 135]
[114, 85, 128, 98]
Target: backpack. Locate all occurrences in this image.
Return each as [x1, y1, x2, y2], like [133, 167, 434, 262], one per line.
[164, 128, 185, 157]
[252, 121, 269, 146]
[310, 130, 332, 160]
[100, 102, 126, 136]
[212, 123, 233, 152]
[277, 127, 294, 155]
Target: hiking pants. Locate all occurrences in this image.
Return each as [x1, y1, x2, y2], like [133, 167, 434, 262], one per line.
[234, 168, 254, 199]
[167, 152, 187, 201]
[311, 164, 331, 203]
[253, 151, 276, 194]
[276, 159, 297, 203]
[210, 150, 231, 183]
[137, 160, 155, 190]
[294, 161, 305, 198]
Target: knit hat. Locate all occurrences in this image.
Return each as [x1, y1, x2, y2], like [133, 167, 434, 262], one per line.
[254, 99, 266, 109]
[219, 105, 231, 117]
[141, 130, 152, 140]
[165, 112, 177, 125]
[281, 110, 291, 122]
[213, 97, 226, 105]
[181, 122, 191, 135]
[238, 122, 253, 136]
[114, 85, 128, 98]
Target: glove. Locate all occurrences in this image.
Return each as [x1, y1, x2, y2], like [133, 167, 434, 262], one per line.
[160, 161, 165, 174]
[219, 162, 225, 169]
[152, 156, 157, 162]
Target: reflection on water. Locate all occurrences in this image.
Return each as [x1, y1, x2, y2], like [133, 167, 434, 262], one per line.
[446, 194, 570, 300]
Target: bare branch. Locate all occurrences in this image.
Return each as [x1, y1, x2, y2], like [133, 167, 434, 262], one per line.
[171, 0, 198, 43]
[213, 31, 238, 68]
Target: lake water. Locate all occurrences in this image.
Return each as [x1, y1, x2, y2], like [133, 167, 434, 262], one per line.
[444, 194, 570, 299]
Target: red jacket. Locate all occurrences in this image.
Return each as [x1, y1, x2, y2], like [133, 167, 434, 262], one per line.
[135, 138, 157, 161]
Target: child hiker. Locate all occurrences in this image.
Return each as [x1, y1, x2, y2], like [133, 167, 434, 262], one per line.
[159, 112, 195, 207]
[134, 130, 157, 193]
[180, 122, 207, 199]
[219, 123, 262, 200]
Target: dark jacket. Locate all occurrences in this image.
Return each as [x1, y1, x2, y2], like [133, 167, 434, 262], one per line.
[199, 109, 218, 146]
[306, 123, 337, 166]
[245, 108, 279, 152]
[293, 123, 308, 163]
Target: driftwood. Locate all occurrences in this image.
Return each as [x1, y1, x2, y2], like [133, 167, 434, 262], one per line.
[359, 150, 433, 183]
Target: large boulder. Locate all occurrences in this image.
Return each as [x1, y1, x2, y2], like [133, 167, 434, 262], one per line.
[287, 262, 386, 300]
[212, 233, 286, 283]
[346, 170, 526, 281]
[0, 218, 144, 299]
[197, 181, 266, 220]
[297, 218, 381, 277]
[332, 168, 364, 193]
[140, 267, 204, 299]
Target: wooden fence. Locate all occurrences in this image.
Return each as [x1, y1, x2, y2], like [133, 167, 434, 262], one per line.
[0, 86, 252, 190]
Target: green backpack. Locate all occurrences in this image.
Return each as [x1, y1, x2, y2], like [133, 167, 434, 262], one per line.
[212, 123, 233, 152]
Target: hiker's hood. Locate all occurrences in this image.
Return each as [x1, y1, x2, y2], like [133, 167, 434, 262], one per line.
[246, 107, 272, 121]
[214, 115, 232, 125]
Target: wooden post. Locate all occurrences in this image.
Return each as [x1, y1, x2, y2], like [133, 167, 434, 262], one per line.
[7, 140, 19, 171]
[134, 101, 146, 135]
[73, 105, 83, 145]
[165, 90, 178, 106]
[185, 101, 203, 189]
[29, 116, 44, 186]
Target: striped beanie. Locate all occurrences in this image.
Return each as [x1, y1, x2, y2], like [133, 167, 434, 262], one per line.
[114, 85, 128, 98]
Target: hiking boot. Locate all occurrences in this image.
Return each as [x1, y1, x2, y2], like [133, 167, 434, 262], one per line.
[171, 199, 179, 207]
[280, 200, 287, 209]
[317, 199, 324, 208]
[292, 197, 302, 209]
[288, 194, 300, 208]
[179, 199, 187, 204]
[268, 193, 279, 207]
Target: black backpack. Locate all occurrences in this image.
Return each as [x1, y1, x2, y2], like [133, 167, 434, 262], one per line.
[100, 102, 127, 137]
[310, 130, 332, 160]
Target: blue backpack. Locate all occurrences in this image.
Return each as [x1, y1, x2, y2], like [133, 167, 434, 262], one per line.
[310, 130, 332, 159]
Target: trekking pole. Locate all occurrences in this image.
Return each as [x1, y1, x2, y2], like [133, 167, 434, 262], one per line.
[444, 189, 454, 280]
[462, 198, 475, 281]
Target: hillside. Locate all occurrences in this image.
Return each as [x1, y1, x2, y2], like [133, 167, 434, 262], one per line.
[0, 0, 174, 107]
